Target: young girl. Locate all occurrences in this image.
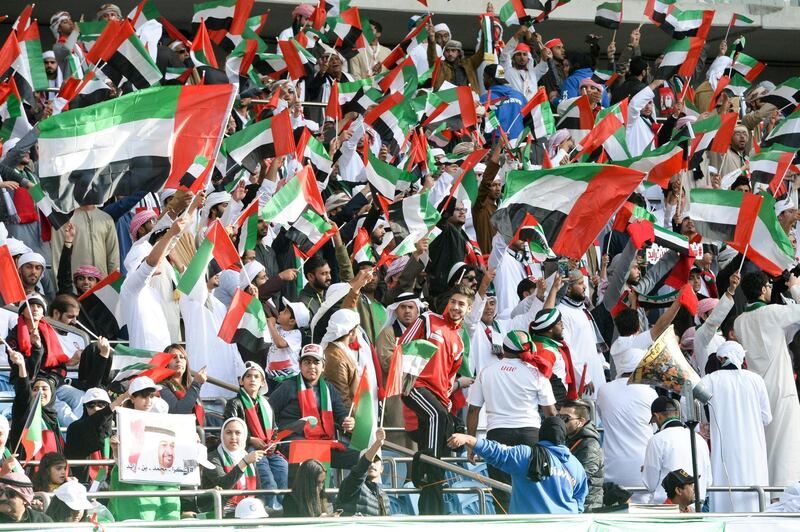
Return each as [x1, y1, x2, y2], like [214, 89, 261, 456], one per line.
[31, 452, 67, 493]
[223, 362, 288, 510]
[159, 344, 207, 425]
[282, 459, 330, 517]
[46, 480, 96, 523]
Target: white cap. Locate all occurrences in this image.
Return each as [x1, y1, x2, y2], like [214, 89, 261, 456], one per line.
[17, 252, 46, 268]
[776, 196, 796, 216]
[81, 388, 111, 405]
[128, 376, 162, 395]
[54, 480, 95, 511]
[195, 443, 215, 469]
[282, 297, 311, 328]
[42, 50, 56, 60]
[234, 497, 269, 519]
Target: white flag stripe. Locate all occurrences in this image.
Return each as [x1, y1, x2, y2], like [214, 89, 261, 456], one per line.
[502, 174, 590, 214]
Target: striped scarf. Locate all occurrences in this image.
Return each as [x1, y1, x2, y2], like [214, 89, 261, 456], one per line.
[218, 446, 257, 506]
[238, 388, 273, 442]
[297, 375, 335, 440]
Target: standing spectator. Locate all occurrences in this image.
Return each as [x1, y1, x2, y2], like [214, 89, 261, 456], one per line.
[298, 255, 332, 320]
[277, 4, 314, 41]
[429, 35, 485, 93]
[694, 273, 739, 375]
[558, 270, 603, 397]
[266, 298, 309, 385]
[321, 309, 361, 408]
[700, 341, 771, 512]
[50, 206, 120, 279]
[560, 400, 604, 511]
[642, 397, 712, 504]
[448, 416, 588, 514]
[734, 272, 800, 488]
[466, 330, 557, 513]
[349, 20, 390, 79]
[500, 28, 551, 100]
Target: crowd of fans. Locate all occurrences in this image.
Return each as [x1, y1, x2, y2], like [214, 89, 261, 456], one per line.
[1, 0, 800, 523]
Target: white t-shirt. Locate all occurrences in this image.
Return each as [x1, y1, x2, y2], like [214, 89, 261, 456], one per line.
[610, 330, 653, 376]
[468, 358, 555, 430]
[56, 330, 87, 358]
[266, 328, 302, 380]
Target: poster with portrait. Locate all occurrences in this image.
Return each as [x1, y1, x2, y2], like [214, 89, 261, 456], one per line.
[116, 407, 201, 486]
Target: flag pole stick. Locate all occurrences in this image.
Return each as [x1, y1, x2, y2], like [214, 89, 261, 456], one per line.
[723, 22, 732, 45]
[611, 29, 617, 43]
[379, 399, 386, 428]
[73, 319, 100, 340]
[737, 243, 749, 275]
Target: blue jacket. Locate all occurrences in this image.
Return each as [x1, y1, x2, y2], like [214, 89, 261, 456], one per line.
[474, 438, 588, 514]
[560, 67, 610, 107]
[480, 84, 527, 142]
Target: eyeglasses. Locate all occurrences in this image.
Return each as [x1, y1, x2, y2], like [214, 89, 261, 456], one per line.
[453, 207, 468, 213]
[560, 415, 581, 422]
[463, 275, 477, 282]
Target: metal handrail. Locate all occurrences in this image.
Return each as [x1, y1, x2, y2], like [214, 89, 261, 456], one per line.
[621, 485, 788, 513]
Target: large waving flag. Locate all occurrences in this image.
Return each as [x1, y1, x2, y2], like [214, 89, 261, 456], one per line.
[285, 205, 337, 260]
[10, 19, 47, 105]
[218, 287, 269, 354]
[193, 0, 253, 46]
[761, 77, 800, 111]
[85, 19, 162, 90]
[687, 189, 762, 251]
[0, 243, 26, 305]
[222, 109, 296, 173]
[492, 164, 645, 259]
[178, 220, 240, 294]
[684, 112, 738, 168]
[385, 190, 441, 243]
[259, 166, 325, 226]
[38, 84, 235, 212]
[762, 108, 800, 150]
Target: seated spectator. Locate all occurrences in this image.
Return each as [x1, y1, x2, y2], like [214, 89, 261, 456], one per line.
[661, 469, 696, 513]
[201, 418, 266, 515]
[46, 480, 97, 523]
[159, 344, 207, 425]
[560, 400, 604, 511]
[31, 452, 68, 493]
[335, 427, 388, 516]
[0, 472, 52, 523]
[281, 459, 330, 517]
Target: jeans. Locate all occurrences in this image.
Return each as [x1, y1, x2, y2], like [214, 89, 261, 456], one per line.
[55, 385, 84, 429]
[254, 452, 288, 510]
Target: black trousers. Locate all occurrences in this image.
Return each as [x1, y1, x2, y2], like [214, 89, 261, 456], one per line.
[402, 387, 453, 458]
[485, 426, 540, 514]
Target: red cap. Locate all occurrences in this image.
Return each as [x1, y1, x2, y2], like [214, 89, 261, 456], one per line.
[544, 38, 563, 49]
[514, 42, 531, 55]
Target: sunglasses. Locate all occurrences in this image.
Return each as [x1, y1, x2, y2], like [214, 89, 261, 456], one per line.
[84, 401, 107, 409]
[463, 275, 477, 282]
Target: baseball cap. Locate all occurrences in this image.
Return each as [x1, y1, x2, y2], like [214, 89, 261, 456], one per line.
[484, 64, 509, 85]
[54, 480, 95, 511]
[81, 387, 111, 405]
[300, 343, 324, 362]
[282, 297, 311, 328]
[128, 376, 162, 395]
[661, 468, 695, 494]
[650, 396, 680, 423]
[235, 497, 269, 519]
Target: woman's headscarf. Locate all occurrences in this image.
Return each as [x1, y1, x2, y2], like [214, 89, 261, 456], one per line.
[218, 417, 249, 465]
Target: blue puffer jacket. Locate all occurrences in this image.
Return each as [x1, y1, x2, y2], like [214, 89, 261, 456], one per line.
[474, 437, 588, 514]
[480, 84, 527, 141]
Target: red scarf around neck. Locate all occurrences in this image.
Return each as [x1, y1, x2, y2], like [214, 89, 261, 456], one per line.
[297, 375, 335, 440]
[16, 316, 69, 371]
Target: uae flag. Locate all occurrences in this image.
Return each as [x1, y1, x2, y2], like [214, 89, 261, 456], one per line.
[762, 108, 800, 150]
[190, 19, 219, 69]
[27, 175, 71, 230]
[732, 53, 766, 82]
[77, 21, 107, 52]
[577, 99, 628, 161]
[53, 71, 111, 113]
[382, 15, 430, 70]
[685, 112, 738, 168]
[662, 9, 713, 40]
[10, 20, 48, 105]
[111, 352, 175, 387]
[521, 87, 556, 140]
[591, 69, 619, 88]
[235, 199, 260, 255]
[218, 287, 269, 353]
[298, 129, 333, 175]
[750, 149, 795, 195]
[556, 95, 594, 145]
[620, 141, 685, 187]
[498, 0, 533, 26]
[645, 0, 676, 26]
[395, 339, 438, 395]
[77, 269, 125, 326]
[251, 51, 288, 80]
[177, 220, 240, 294]
[378, 56, 418, 97]
[761, 77, 800, 110]
[0, 77, 32, 143]
[351, 227, 377, 264]
[511, 212, 555, 261]
[365, 92, 417, 154]
[385, 190, 441, 243]
[129, 0, 189, 47]
[729, 13, 755, 29]
[615, 202, 693, 255]
[747, 192, 797, 275]
[109, 344, 161, 372]
[0, 244, 26, 305]
[176, 155, 212, 192]
[687, 189, 762, 250]
[656, 33, 706, 79]
[421, 86, 477, 131]
[349, 367, 377, 451]
[85, 19, 162, 90]
[192, 0, 247, 44]
[19, 391, 43, 464]
[222, 109, 296, 173]
[285, 206, 337, 260]
[491, 164, 645, 259]
[38, 84, 235, 212]
[277, 38, 317, 81]
[260, 166, 325, 226]
[595, 1, 623, 29]
[365, 151, 415, 201]
[324, 8, 365, 60]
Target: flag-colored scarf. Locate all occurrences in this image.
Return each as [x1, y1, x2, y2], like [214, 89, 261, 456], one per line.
[238, 387, 273, 442]
[174, 385, 205, 426]
[89, 437, 110, 484]
[218, 446, 257, 505]
[297, 375, 335, 440]
[15, 316, 69, 374]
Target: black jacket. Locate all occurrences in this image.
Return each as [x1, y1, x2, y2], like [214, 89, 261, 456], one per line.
[223, 393, 277, 435]
[566, 423, 604, 511]
[267, 378, 349, 441]
[65, 405, 114, 483]
[0, 508, 53, 523]
[335, 455, 388, 516]
[199, 449, 261, 513]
